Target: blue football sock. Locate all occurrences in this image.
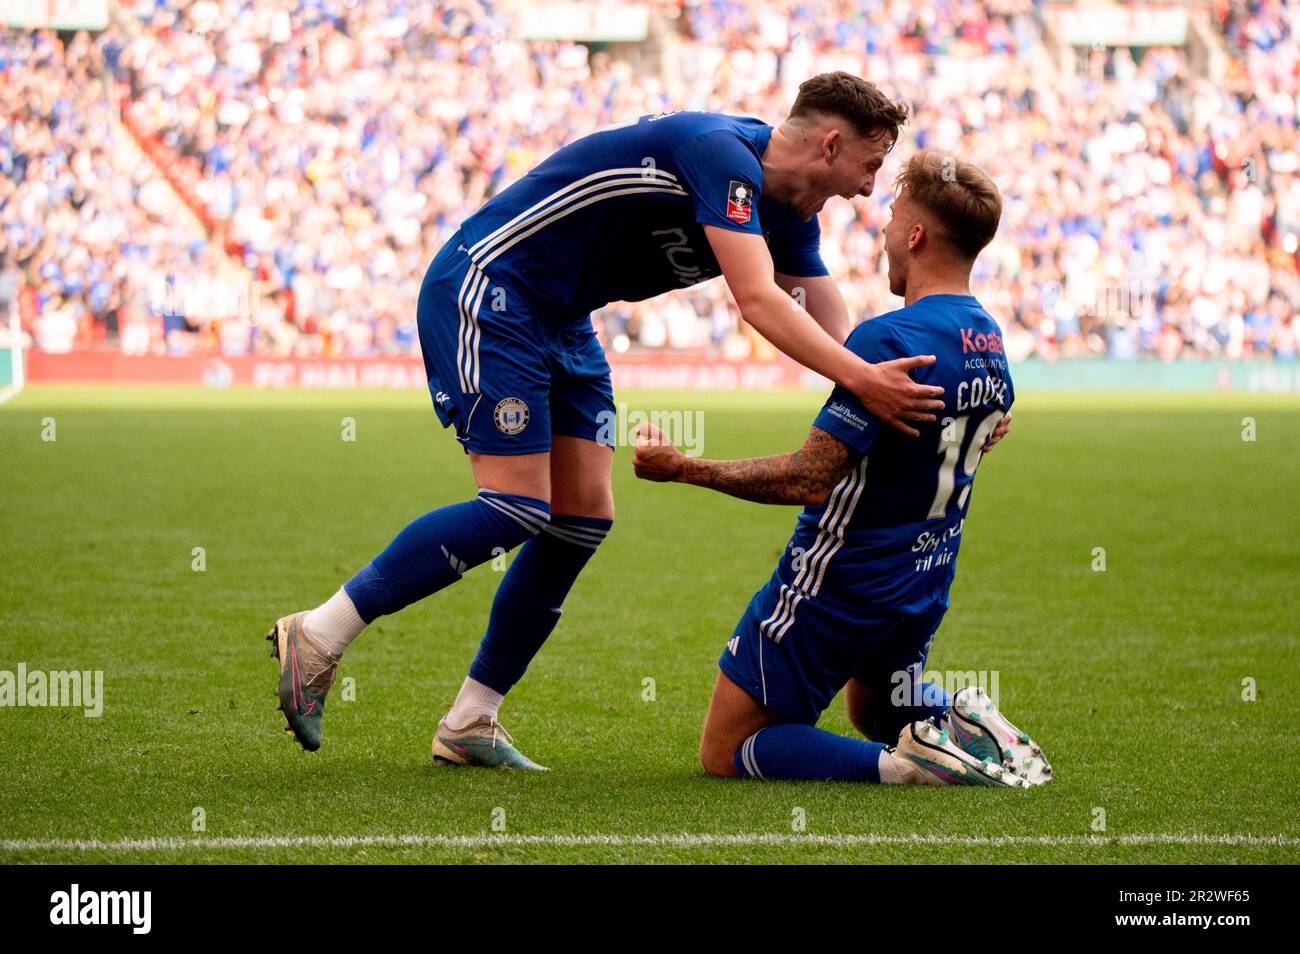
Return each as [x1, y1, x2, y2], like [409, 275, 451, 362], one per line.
[734, 724, 886, 782]
[343, 491, 551, 624]
[918, 682, 951, 723]
[468, 514, 613, 694]
[870, 677, 951, 743]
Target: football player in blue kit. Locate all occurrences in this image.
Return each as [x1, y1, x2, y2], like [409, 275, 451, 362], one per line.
[634, 151, 1052, 787]
[266, 73, 951, 767]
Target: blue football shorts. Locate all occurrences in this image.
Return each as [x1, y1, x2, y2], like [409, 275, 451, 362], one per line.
[718, 570, 949, 725]
[416, 229, 615, 456]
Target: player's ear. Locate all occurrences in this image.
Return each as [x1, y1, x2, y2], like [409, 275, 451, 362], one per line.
[909, 221, 925, 253]
[821, 127, 841, 162]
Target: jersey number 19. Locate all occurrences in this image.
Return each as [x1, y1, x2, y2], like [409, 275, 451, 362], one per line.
[926, 410, 1005, 519]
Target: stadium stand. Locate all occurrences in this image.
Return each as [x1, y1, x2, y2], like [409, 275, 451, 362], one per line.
[2, 0, 1296, 362]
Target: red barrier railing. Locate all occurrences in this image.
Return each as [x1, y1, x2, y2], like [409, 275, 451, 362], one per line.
[117, 86, 248, 261]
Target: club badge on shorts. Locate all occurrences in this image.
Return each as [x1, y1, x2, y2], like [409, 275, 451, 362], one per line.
[493, 397, 530, 435]
[726, 180, 752, 224]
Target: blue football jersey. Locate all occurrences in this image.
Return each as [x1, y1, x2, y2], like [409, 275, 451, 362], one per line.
[772, 294, 1015, 624]
[456, 111, 828, 321]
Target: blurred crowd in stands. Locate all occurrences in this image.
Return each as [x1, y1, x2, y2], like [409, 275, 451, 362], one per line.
[1, 0, 1297, 361]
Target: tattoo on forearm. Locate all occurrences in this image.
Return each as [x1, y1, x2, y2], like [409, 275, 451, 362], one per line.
[680, 427, 857, 505]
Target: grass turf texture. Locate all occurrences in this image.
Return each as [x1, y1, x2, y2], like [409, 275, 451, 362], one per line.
[0, 386, 1297, 865]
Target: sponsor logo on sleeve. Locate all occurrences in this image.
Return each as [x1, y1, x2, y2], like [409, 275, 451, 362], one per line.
[824, 400, 870, 432]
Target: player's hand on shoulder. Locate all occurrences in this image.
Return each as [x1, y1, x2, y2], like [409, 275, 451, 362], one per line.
[981, 411, 1012, 453]
[855, 354, 945, 438]
[632, 422, 685, 482]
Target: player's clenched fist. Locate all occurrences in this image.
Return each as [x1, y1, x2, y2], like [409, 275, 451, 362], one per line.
[632, 422, 685, 482]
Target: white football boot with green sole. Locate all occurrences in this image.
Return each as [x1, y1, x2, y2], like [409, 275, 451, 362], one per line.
[894, 718, 1029, 787]
[944, 685, 1053, 785]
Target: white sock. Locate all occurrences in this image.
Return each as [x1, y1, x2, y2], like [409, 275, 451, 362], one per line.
[302, 587, 366, 657]
[877, 749, 915, 785]
[445, 676, 504, 730]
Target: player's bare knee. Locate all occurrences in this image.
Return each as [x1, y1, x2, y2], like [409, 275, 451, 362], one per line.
[470, 451, 551, 504]
[549, 437, 614, 518]
[699, 746, 737, 778]
[698, 733, 739, 777]
[551, 484, 615, 522]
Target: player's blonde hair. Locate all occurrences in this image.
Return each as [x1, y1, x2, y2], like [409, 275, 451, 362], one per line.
[894, 150, 1002, 259]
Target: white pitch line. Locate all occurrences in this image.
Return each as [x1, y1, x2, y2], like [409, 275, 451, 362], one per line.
[0, 385, 18, 407]
[1, 833, 1296, 853]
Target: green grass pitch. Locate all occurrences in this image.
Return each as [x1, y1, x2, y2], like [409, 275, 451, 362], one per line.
[1, 386, 1297, 864]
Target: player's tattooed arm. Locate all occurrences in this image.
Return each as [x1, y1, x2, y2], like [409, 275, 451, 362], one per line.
[633, 423, 858, 506]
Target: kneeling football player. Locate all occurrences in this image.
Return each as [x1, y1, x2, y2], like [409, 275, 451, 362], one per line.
[633, 151, 1051, 787]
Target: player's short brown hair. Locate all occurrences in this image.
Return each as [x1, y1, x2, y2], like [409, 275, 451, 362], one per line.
[894, 149, 1002, 259]
[789, 72, 909, 148]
